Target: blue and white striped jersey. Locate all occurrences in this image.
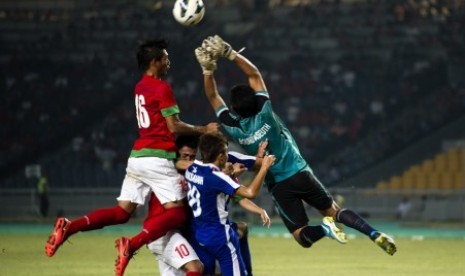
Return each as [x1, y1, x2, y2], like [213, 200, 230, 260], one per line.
[185, 160, 240, 247]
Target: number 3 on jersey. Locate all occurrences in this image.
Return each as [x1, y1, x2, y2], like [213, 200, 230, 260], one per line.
[187, 183, 202, 217]
[135, 94, 150, 128]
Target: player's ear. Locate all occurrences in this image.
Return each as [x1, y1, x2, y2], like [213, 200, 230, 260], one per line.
[218, 152, 227, 162]
[150, 58, 160, 68]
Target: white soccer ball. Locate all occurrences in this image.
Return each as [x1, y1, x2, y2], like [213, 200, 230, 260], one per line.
[172, 0, 205, 26]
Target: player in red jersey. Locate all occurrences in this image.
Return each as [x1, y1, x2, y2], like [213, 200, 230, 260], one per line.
[45, 38, 219, 276]
[148, 135, 270, 276]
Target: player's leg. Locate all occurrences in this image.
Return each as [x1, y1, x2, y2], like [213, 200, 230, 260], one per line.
[319, 203, 396, 255]
[147, 231, 203, 276]
[291, 170, 347, 244]
[233, 221, 252, 275]
[326, 205, 397, 255]
[182, 227, 219, 276]
[190, 242, 216, 276]
[313, 177, 397, 255]
[116, 209, 187, 276]
[45, 174, 139, 257]
[115, 157, 187, 275]
[269, 171, 346, 248]
[209, 233, 246, 276]
[158, 260, 186, 276]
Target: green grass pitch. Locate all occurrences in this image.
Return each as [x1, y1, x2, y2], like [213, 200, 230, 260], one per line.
[1, 233, 464, 276]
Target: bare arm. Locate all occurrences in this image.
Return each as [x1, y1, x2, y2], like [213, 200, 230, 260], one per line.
[165, 114, 219, 135]
[251, 139, 269, 171]
[234, 155, 275, 199]
[238, 198, 271, 228]
[222, 162, 247, 178]
[204, 74, 226, 112]
[232, 53, 267, 92]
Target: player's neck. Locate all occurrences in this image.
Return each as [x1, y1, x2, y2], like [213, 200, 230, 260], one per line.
[144, 70, 162, 80]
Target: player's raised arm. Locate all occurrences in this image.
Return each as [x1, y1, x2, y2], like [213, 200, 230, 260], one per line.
[232, 53, 267, 93]
[194, 46, 225, 111]
[165, 114, 218, 135]
[202, 35, 266, 93]
[234, 154, 275, 199]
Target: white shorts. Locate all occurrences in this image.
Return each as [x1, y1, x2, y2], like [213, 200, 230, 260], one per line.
[157, 260, 185, 276]
[147, 230, 199, 273]
[117, 157, 185, 205]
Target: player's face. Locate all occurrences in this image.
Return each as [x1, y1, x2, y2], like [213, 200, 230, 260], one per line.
[159, 50, 170, 77]
[178, 146, 196, 161]
[217, 145, 229, 169]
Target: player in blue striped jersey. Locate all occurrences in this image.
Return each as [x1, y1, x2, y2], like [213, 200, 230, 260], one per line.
[186, 132, 275, 276]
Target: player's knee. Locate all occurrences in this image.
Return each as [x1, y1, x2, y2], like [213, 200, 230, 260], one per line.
[183, 260, 204, 274]
[114, 205, 133, 224]
[296, 239, 312, 248]
[294, 228, 313, 248]
[237, 221, 248, 238]
[320, 202, 340, 218]
[295, 237, 313, 248]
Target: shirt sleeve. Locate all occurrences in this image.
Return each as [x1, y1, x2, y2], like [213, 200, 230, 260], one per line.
[160, 82, 180, 117]
[255, 91, 269, 112]
[227, 151, 256, 170]
[216, 105, 240, 127]
[212, 171, 240, 195]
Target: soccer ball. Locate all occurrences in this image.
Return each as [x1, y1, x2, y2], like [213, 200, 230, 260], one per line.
[172, 0, 205, 26]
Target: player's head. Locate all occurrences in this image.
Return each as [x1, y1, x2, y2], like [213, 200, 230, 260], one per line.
[137, 38, 170, 76]
[230, 84, 258, 118]
[175, 135, 199, 161]
[198, 132, 228, 167]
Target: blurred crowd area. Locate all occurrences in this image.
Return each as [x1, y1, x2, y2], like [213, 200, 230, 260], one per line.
[1, 0, 464, 188]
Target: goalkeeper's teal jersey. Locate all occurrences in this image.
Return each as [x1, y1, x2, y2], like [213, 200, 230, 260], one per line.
[216, 91, 309, 185]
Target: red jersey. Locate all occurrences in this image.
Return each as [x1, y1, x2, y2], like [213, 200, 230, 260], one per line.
[130, 74, 179, 159]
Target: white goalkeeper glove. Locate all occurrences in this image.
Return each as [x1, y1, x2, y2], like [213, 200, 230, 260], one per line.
[202, 35, 237, 61]
[195, 47, 217, 75]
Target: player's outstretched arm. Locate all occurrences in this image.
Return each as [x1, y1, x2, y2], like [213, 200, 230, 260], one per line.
[166, 115, 219, 135]
[238, 198, 271, 228]
[203, 73, 226, 112]
[234, 155, 275, 199]
[194, 46, 225, 111]
[223, 162, 247, 178]
[201, 35, 267, 93]
[233, 53, 267, 93]
[251, 139, 269, 170]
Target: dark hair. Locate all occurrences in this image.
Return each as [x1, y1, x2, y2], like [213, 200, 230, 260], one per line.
[230, 84, 257, 118]
[175, 135, 200, 150]
[136, 38, 169, 71]
[198, 132, 228, 163]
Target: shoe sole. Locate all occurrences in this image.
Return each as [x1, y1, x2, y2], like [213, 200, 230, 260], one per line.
[322, 217, 347, 244]
[115, 238, 131, 276]
[376, 235, 397, 256]
[45, 218, 67, 257]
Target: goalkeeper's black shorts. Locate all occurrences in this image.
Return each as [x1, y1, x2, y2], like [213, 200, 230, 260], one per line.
[267, 170, 333, 233]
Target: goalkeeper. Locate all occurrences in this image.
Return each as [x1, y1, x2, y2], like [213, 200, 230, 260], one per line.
[194, 35, 397, 256]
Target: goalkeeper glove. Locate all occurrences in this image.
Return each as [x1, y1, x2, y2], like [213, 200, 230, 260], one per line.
[202, 35, 237, 61]
[195, 47, 217, 75]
